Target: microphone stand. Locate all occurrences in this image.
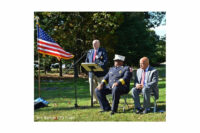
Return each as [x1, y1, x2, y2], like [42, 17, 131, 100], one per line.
[65, 51, 87, 108]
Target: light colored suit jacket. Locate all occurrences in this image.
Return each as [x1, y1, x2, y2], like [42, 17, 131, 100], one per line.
[134, 66, 159, 99]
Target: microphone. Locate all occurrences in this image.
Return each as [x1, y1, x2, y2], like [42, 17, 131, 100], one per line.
[81, 50, 90, 56]
[86, 50, 91, 53]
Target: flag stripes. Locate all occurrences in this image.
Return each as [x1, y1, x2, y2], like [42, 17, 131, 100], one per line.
[37, 25, 74, 60]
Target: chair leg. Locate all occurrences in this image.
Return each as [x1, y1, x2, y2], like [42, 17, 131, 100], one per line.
[125, 97, 129, 109]
[153, 98, 157, 113]
[123, 96, 126, 112]
[122, 96, 129, 112]
[108, 95, 112, 104]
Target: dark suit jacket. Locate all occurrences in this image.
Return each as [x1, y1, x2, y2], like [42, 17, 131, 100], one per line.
[134, 66, 159, 99]
[85, 47, 108, 77]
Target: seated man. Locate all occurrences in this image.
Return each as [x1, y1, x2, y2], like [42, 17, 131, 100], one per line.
[132, 57, 158, 114]
[95, 54, 132, 115]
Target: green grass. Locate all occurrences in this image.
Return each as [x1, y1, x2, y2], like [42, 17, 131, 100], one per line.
[34, 66, 166, 121]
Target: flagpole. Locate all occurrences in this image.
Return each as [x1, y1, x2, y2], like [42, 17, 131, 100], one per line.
[38, 48, 41, 97]
[35, 16, 41, 97]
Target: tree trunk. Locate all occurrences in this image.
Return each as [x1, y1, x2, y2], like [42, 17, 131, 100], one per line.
[73, 33, 82, 78]
[59, 60, 62, 77]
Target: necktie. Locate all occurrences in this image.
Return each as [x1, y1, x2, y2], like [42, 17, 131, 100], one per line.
[141, 70, 145, 85]
[93, 50, 96, 62]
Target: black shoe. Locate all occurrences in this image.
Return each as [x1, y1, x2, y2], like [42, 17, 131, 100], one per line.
[110, 109, 117, 115]
[143, 108, 151, 114]
[110, 111, 115, 115]
[135, 108, 143, 114]
[110, 110, 117, 115]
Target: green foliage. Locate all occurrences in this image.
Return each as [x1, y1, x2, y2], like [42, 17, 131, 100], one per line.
[113, 12, 165, 66]
[155, 36, 166, 63]
[34, 12, 166, 68]
[34, 12, 122, 75]
[145, 12, 166, 28]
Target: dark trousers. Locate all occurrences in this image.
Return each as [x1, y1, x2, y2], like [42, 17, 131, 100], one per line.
[95, 85, 129, 112]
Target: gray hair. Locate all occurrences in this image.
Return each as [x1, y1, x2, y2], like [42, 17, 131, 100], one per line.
[92, 40, 100, 45]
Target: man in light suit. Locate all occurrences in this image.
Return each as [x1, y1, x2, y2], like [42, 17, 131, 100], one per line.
[85, 40, 108, 104]
[132, 57, 158, 114]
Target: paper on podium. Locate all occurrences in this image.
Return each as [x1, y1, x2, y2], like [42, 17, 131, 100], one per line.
[81, 63, 103, 72]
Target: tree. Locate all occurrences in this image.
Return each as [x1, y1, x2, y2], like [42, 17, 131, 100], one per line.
[34, 12, 120, 77]
[113, 12, 165, 66]
[155, 35, 166, 63]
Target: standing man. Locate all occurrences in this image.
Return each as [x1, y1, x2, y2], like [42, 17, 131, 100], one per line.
[85, 40, 108, 104]
[132, 57, 159, 114]
[95, 54, 132, 115]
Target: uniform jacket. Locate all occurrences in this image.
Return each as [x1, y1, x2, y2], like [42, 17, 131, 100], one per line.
[102, 66, 132, 90]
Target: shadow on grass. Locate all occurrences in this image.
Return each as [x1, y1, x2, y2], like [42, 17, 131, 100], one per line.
[34, 88, 91, 100]
[118, 100, 166, 113]
[157, 104, 166, 112]
[119, 104, 166, 114]
[158, 84, 166, 89]
[35, 105, 100, 112]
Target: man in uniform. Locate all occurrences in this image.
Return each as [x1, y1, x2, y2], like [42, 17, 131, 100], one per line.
[95, 54, 132, 115]
[85, 40, 108, 104]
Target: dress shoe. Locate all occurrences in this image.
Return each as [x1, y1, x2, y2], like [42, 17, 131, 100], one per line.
[110, 110, 117, 115]
[143, 108, 151, 114]
[110, 111, 115, 115]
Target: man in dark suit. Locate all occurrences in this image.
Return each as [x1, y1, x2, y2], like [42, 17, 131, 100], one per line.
[85, 40, 108, 104]
[132, 57, 159, 114]
[95, 54, 132, 115]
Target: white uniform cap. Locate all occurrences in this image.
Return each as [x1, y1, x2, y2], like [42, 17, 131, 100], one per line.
[113, 54, 125, 61]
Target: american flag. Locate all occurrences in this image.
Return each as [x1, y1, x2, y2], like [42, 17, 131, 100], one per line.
[37, 25, 74, 60]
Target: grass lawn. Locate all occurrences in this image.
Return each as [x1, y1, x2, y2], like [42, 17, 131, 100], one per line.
[34, 65, 166, 121]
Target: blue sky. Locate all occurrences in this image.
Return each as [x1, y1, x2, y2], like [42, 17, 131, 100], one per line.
[154, 25, 166, 37]
[153, 15, 166, 37]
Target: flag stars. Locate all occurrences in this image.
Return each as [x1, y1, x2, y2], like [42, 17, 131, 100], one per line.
[38, 28, 56, 43]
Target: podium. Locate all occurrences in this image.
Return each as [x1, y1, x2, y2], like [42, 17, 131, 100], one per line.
[81, 63, 103, 107]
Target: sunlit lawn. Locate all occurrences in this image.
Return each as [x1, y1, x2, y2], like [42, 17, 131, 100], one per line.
[34, 65, 166, 121]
